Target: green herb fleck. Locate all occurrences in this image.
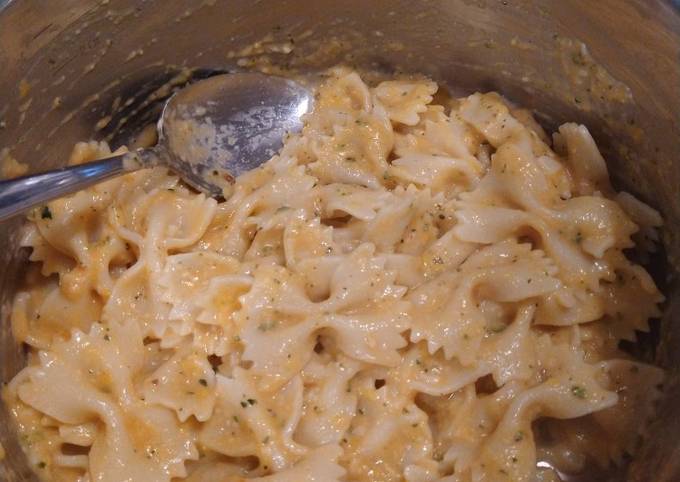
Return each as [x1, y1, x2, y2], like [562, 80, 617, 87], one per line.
[571, 385, 587, 399]
[41, 206, 52, 219]
[514, 430, 524, 442]
[198, 378, 207, 387]
[489, 324, 506, 333]
[258, 320, 277, 332]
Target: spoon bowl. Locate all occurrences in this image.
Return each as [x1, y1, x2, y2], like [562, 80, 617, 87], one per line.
[0, 72, 313, 220]
[160, 73, 313, 196]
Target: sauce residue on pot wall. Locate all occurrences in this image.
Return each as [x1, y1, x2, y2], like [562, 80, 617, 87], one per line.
[557, 36, 632, 107]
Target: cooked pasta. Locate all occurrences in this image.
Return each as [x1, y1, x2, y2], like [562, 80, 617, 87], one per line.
[3, 67, 664, 482]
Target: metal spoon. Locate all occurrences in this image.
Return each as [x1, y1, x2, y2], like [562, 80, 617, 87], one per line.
[0, 73, 313, 222]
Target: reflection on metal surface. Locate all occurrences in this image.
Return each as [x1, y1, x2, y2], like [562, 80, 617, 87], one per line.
[161, 73, 312, 194]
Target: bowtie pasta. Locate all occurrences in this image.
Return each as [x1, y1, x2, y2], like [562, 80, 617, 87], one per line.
[3, 68, 664, 482]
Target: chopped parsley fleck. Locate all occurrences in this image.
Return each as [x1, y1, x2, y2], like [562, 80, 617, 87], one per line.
[37, 461, 46, 469]
[571, 385, 587, 399]
[198, 378, 208, 387]
[258, 320, 277, 331]
[514, 430, 524, 442]
[41, 206, 52, 219]
[489, 324, 506, 333]
[247, 398, 257, 405]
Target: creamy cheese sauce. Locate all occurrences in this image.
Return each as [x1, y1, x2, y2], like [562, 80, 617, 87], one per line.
[4, 68, 663, 482]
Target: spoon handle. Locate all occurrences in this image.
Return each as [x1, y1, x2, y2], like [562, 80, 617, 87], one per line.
[0, 152, 143, 222]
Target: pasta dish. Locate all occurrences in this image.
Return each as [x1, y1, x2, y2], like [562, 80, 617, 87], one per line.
[3, 68, 664, 482]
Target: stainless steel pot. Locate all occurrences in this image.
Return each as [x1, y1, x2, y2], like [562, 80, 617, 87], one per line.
[0, 1, 678, 480]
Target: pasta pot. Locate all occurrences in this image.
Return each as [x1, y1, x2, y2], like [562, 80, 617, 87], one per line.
[0, 0, 678, 480]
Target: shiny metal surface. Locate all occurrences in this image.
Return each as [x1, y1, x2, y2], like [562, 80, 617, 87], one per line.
[0, 73, 312, 218]
[0, 1, 678, 481]
[0, 154, 128, 221]
[161, 73, 312, 194]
